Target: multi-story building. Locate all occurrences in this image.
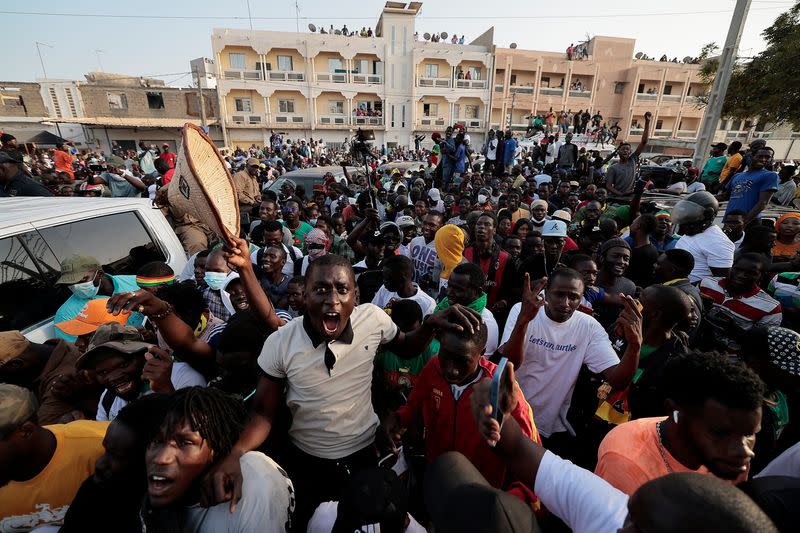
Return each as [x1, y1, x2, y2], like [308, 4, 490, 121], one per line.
[212, 1, 493, 150]
[38, 79, 89, 145]
[50, 72, 221, 153]
[0, 82, 53, 145]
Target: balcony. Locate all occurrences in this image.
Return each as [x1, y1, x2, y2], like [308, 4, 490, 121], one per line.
[629, 127, 644, 136]
[316, 72, 348, 83]
[510, 86, 535, 95]
[352, 73, 383, 85]
[677, 130, 697, 138]
[568, 90, 591, 98]
[662, 94, 682, 103]
[455, 118, 484, 129]
[223, 69, 263, 81]
[319, 115, 349, 126]
[539, 87, 563, 96]
[417, 77, 452, 88]
[636, 93, 658, 102]
[653, 129, 673, 138]
[229, 114, 264, 127]
[274, 114, 307, 124]
[353, 116, 383, 126]
[454, 79, 488, 90]
[417, 116, 447, 130]
[268, 71, 305, 82]
[494, 84, 504, 93]
[725, 130, 749, 139]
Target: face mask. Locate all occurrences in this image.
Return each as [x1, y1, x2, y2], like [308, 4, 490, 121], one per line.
[70, 279, 100, 299]
[308, 248, 326, 260]
[204, 271, 228, 291]
[308, 218, 318, 226]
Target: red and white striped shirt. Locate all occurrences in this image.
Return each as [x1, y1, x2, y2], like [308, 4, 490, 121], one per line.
[699, 277, 782, 330]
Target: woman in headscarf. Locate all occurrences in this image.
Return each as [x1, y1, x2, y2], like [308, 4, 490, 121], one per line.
[300, 227, 331, 275]
[773, 212, 800, 261]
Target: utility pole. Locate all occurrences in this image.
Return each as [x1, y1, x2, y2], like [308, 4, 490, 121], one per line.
[692, 0, 752, 169]
[508, 91, 516, 129]
[193, 66, 207, 129]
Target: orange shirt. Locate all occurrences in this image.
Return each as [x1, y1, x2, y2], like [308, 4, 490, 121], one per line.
[53, 149, 75, 179]
[773, 239, 800, 259]
[0, 420, 108, 531]
[594, 417, 746, 495]
[719, 152, 743, 184]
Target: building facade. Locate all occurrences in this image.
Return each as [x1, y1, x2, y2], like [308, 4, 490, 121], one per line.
[212, 2, 493, 150]
[0, 82, 53, 144]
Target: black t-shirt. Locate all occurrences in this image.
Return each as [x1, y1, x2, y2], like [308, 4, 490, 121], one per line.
[627, 243, 659, 287]
[0, 171, 53, 197]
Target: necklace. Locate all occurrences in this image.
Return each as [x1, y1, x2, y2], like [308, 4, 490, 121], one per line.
[656, 420, 674, 473]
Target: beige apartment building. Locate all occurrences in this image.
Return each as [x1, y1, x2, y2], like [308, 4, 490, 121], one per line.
[212, 1, 494, 150]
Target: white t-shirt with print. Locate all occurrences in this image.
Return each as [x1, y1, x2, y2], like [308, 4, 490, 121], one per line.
[675, 224, 735, 282]
[409, 236, 438, 284]
[502, 302, 619, 437]
[371, 283, 437, 317]
[96, 362, 207, 421]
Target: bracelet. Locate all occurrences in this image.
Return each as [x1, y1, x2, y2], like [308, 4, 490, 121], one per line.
[148, 303, 173, 320]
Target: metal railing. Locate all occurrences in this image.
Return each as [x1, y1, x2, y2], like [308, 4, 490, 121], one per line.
[510, 86, 535, 94]
[268, 71, 305, 82]
[653, 128, 673, 137]
[677, 130, 697, 138]
[568, 90, 591, 98]
[319, 115, 349, 125]
[351, 73, 383, 84]
[636, 93, 658, 101]
[539, 87, 563, 96]
[629, 127, 645, 135]
[454, 79, 488, 89]
[417, 76, 452, 88]
[455, 118, 484, 128]
[315, 72, 348, 83]
[223, 69, 263, 81]
[354, 116, 383, 126]
[662, 94, 682, 102]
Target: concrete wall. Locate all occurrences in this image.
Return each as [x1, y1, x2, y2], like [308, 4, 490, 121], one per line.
[79, 85, 218, 119]
[0, 82, 48, 117]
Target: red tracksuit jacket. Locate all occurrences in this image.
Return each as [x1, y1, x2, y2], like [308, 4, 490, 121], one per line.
[397, 355, 540, 488]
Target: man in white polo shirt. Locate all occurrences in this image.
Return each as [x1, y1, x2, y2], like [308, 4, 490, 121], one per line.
[202, 254, 480, 528]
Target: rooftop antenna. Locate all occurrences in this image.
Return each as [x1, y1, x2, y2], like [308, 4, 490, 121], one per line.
[94, 49, 105, 72]
[295, 1, 301, 33]
[246, 0, 253, 31]
[35, 41, 53, 79]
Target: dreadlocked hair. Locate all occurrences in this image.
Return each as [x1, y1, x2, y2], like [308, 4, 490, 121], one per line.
[160, 387, 247, 458]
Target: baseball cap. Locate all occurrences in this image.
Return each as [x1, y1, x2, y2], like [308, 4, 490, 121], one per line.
[0, 331, 30, 367]
[569, 180, 580, 188]
[162, 143, 169, 147]
[246, 157, 260, 167]
[391, 168, 401, 176]
[55, 298, 130, 337]
[395, 215, 415, 228]
[0, 384, 37, 435]
[55, 255, 101, 285]
[380, 221, 401, 235]
[541, 220, 568, 237]
[711, 142, 728, 150]
[429, 188, 442, 202]
[552, 209, 572, 223]
[76, 323, 150, 370]
[365, 230, 387, 245]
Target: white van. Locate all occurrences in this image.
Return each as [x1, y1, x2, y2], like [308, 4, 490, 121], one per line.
[0, 197, 187, 342]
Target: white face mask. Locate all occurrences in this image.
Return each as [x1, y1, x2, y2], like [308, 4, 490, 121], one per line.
[70, 277, 100, 299]
[204, 271, 228, 291]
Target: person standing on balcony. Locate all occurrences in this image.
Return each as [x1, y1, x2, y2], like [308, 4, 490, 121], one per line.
[605, 111, 652, 198]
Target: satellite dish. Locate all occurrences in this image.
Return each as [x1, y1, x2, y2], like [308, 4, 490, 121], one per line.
[423, 32, 431, 40]
[334, 29, 342, 35]
[510, 42, 518, 49]
[634, 52, 643, 59]
[682, 56, 692, 63]
[308, 23, 317, 32]
[440, 32, 448, 39]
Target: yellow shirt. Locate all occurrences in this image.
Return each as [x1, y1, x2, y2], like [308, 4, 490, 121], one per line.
[500, 207, 531, 223]
[719, 152, 743, 184]
[0, 420, 109, 532]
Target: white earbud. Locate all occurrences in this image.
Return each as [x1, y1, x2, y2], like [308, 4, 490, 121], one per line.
[673, 410, 679, 424]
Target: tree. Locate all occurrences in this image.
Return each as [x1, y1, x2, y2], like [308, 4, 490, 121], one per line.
[695, 42, 721, 107]
[720, 2, 800, 128]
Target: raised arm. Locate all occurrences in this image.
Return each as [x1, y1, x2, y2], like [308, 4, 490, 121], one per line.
[496, 274, 547, 368]
[633, 111, 653, 159]
[601, 295, 643, 389]
[346, 207, 379, 255]
[223, 237, 285, 330]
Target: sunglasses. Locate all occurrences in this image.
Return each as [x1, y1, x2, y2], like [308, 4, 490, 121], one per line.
[283, 207, 298, 213]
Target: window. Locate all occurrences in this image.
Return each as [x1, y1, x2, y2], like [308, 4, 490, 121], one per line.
[424, 64, 439, 78]
[656, 120, 664, 130]
[277, 55, 293, 71]
[279, 99, 295, 113]
[328, 58, 343, 72]
[147, 92, 165, 110]
[467, 67, 481, 80]
[391, 25, 396, 55]
[391, 104, 395, 127]
[638, 83, 645, 94]
[229, 53, 246, 69]
[1, 96, 21, 107]
[663, 84, 673, 95]
[234, 98, 252, 112]
[614, 82, 626, 94]
[107, 92, 128, 110]
[401, 104, 405, 127]
[355, 59, 369, 74]
[423, 103, 438, 117]
[329, 100, 344, 114]
[465, 105, 479, 119]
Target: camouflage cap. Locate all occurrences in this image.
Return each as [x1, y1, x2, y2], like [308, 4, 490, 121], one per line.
[56, 255, 101, 285]
[76, 323, 150, 370]
[0, 384, 37, 435]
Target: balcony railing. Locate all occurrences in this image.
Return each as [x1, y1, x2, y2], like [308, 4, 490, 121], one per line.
[494, 84, 504, 93]
[455, 118, 484, 129]
[419, 116, 447, 127]
[568, 90, 591, 98]
[636, 93, 658, 101]
[229, 114, 263, 125]
[417, 76, 452, 88]
[653, 128, 673, 137]
[316, 72, 348, 83]
[510, 86, 535, 94]
[274, 114, 306, 123]
[629, 127, 644, 135]
[351, 73, 383, 85]
[319, 115, 349, 125]
[223, 69, 263, 81]
[662, 94, 682, 102]
[725, 130, 749, 139]
[354, 116, 383, 126]
[539, 87, 563, 96]
[268, 71, 305, 82]
[677, 130, 697, 138]
[752, 131, 772, 139]
[454, 79, 488, 89]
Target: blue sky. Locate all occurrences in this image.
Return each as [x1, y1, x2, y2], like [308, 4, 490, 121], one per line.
[2, 0, 794, 84]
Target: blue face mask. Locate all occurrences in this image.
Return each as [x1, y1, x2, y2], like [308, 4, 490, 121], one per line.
[70, 279, 100, 299]
[204, 271, 228, 291]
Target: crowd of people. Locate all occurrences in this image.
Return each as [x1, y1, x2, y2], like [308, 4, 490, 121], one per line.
[2, 110, 800, 532]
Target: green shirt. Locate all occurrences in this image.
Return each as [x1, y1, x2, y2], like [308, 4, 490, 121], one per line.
[284, 221, 313, 252]
[700, 155, 728, 183]
[377, 344, 437, 389]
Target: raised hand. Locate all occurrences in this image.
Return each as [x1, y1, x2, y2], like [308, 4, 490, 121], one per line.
[519, 273, 547, 323]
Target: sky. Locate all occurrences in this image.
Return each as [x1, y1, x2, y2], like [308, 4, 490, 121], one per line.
[2, 0, 796, 85]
